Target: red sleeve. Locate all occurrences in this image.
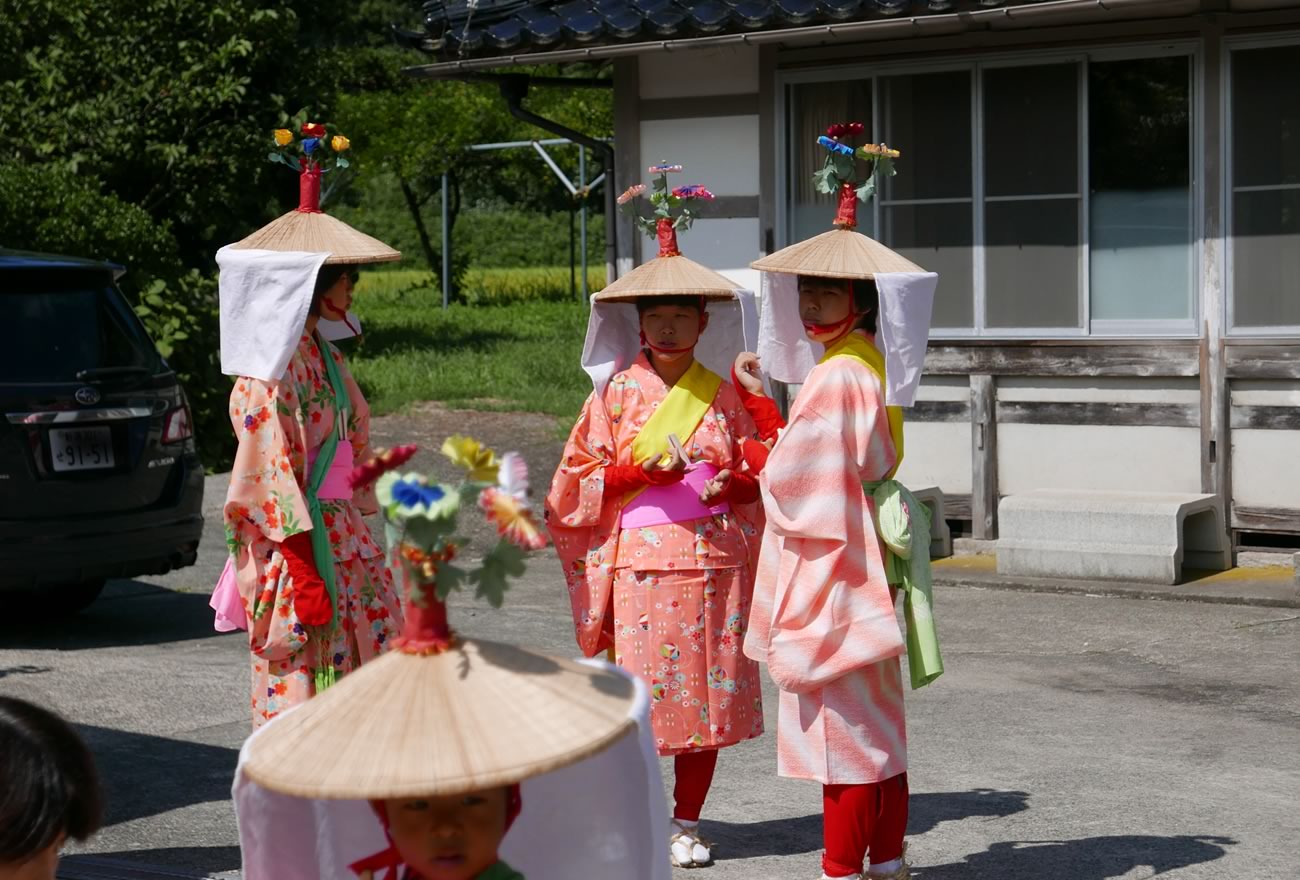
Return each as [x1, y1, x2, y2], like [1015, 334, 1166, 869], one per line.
[602, 464, 684, 500]
[731, 366, 786, 441]
[717, 469, 760, 504]
[741, 438, 772, 474]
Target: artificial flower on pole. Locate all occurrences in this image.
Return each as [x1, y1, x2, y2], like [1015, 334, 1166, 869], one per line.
[361, 438, 548, 622]
[811, 122, 901, 228]
[618, 162, 715, 240]
[265, 114, 354, 206]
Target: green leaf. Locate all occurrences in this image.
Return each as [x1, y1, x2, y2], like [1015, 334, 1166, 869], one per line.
[856, 174, 877, 203]
[469, 541, 527, 608]
[812, 164, 839, 195]
[831, 152, 855, 181]
[434, 563, 469, 601]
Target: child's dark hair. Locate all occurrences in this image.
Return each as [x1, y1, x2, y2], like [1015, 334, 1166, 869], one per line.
[634, 295, 706, 315]
[852, 278, 879, 334]
[311, 264, 360, 317]
[0, 697, 103, 863]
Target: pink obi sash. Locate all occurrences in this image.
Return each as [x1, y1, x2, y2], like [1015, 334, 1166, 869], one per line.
[308, 440, 355, 501]
[620, 462, 730, 530]
[209, 441, 355, 632]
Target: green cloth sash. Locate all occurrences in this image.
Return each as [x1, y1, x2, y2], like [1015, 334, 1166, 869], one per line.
[475, 861, 525, 880]
[308, 330, 349, 690]
[863, 479, 944, 690]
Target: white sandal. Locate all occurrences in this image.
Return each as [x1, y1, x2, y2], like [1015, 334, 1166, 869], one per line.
[865, 842, 911, 880]
[670, 818, 714, 868]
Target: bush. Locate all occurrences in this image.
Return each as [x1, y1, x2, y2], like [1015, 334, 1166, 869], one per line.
[330, 172, 607, 273]
[357, 267, 607, 306]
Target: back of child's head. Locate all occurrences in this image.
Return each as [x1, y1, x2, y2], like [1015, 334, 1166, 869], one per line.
[0, 697, 103, 866]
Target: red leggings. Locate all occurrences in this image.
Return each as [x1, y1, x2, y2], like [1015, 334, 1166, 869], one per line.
[822, 773, 909, 877]
[672, 749, 720, 822]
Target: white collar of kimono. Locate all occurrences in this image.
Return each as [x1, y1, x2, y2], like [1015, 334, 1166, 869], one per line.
[756, 271, 938, 407]
[232, 661, 671, 880]
[581, 290, 760, 396]
[217, 245, 329, 382]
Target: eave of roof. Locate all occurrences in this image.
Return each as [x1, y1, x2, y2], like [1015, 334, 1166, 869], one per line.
[403, 0, 1199, 77]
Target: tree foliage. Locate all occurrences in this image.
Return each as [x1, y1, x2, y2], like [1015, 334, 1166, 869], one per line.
[0, 0, 614, 465]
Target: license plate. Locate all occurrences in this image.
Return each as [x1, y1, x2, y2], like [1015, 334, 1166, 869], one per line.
[49, 427, 115, 472]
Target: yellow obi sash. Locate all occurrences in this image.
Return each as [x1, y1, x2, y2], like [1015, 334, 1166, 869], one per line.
[823, 332, 905, 478]
[631, 359, 723, 465]
[624, 360, 723, 506]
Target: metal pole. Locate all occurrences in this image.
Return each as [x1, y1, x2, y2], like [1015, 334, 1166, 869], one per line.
[440, 173, 450, 310]
[579, 145, 588, 301]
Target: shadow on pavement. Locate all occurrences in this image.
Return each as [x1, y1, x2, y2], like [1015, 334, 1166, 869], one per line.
[915, 834, 1235, 879]
[909, 787, 1030, 835]
[76, 724, 239, 828]
[60, 848, 243, 878]
[0, 663, 53, 679]
[708, 789, 1031, 860]
[0, 581, 231, 650]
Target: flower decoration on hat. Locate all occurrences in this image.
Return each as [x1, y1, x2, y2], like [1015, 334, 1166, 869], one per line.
[619, 162, 714, 257]
[812, 123, 901, 229]
[362, 437, 546, 652]
[267, 116, 354, 213]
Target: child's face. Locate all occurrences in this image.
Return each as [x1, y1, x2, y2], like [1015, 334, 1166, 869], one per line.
[384, 789, 509, 880]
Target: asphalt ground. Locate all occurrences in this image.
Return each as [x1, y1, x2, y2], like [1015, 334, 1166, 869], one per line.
[2, 405, 1296, 880]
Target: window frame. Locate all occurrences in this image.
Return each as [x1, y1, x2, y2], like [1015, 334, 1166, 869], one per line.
[776, 40, 1203, 341]
[1223, 31, 1300, 338]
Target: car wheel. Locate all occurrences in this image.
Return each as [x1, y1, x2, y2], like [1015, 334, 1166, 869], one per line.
[58, 579, 108, 614]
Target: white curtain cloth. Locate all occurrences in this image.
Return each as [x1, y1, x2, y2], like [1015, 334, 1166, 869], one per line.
[581, 290, 759, 396]
[217, 246, 327, 381]
[756, 271, 937, 407]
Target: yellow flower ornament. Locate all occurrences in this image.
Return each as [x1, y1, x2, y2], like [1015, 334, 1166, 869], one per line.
[331, 135, 350, 152]
[273, 128, 293, 146]
[441, 435, 500, 483]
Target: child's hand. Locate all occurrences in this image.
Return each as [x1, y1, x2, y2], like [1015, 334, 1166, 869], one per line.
[733, 352, 765, 397]
[699, 469, 732, 504]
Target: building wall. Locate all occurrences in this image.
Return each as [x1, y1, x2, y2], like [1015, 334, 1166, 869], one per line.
[611, 14, 1300, 548]
[628, 48, 764, 292]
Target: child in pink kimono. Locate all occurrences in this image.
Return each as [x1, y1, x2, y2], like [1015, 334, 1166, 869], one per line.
[733, 133, 939, 880]
[546, 208, 765, 868]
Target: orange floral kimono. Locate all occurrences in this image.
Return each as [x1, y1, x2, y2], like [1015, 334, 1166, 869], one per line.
[546, 354, 765, 755]
[224, 332, 403, 727]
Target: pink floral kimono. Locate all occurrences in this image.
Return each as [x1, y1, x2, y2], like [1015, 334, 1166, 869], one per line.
[744, 341, 908, 784]
[546, 354, 765, 755]
[224, 332, 403, 727]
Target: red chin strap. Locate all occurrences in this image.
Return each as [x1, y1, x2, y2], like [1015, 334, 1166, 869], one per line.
[350, 786, 524, 880]
[802, 311, 859, 340]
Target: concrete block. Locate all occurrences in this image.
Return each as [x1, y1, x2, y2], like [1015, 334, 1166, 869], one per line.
[1295, 553, 1299, 588]
[996, 490, 1231, 585]
[910, 485, 953, 560]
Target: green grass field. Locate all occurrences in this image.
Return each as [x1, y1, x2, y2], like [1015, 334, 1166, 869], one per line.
[346, 270, 594, 422]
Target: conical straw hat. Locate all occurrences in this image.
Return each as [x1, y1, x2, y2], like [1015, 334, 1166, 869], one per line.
[231, 209, 401, 265]
[751, 227, 922, 280]
[595, 252, 738, 302]
[241, 637, 636, 799]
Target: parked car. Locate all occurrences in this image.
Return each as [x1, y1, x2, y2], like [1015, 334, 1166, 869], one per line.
[0, 249, 204, 611]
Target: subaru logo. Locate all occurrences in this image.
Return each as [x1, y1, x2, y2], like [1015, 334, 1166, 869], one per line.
[74, 387, 101, 406]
